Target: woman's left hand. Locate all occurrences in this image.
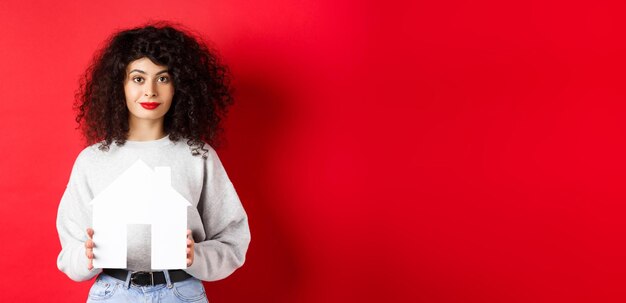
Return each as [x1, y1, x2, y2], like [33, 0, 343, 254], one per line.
[187, 229, 195, 267]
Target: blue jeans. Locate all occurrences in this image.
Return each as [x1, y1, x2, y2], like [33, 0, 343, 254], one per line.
[86, 271, 209, 303]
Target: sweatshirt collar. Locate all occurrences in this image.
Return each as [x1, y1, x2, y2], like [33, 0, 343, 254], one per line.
[124, 134, 172, 148]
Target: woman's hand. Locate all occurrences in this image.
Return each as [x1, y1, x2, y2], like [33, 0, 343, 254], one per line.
[85, 228, 95, 270]
[84, 227, 194, 268]
[187, 229, 195, 267]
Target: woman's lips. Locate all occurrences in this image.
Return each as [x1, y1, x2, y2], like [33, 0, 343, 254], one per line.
[140, 102, 160, 110]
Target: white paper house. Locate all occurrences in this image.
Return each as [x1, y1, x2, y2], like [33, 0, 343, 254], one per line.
[90, 159, 191, 270]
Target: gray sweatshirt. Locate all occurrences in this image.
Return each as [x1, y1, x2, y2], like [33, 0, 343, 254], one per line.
[56, 135, 250, 282]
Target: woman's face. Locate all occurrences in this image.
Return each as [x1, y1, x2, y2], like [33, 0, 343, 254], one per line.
[124, 57, 174, 125]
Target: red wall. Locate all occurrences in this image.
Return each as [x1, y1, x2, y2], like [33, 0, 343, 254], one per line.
[1, 0, 626, 302]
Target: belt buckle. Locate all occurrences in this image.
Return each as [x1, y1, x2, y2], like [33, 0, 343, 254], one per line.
[131, 271, 154, 286]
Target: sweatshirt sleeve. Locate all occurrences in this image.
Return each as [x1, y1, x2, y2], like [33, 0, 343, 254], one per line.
[185, 146, 251, 281]
[56, 151, 102, 281]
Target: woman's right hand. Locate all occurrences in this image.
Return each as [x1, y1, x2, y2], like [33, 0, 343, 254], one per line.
[85, 228, 94, 270]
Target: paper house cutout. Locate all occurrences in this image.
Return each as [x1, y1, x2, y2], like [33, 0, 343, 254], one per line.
[90, 159, 191, 270]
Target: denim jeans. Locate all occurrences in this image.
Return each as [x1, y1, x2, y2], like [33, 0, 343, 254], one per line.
[86, 270, 209, 303]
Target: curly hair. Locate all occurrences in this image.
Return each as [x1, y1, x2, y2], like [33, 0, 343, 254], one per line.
[74, 21, 233, 158]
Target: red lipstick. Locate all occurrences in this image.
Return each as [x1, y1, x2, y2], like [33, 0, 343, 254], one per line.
[140, 102, 160, 110]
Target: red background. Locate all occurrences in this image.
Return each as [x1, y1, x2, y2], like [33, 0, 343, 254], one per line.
[1, 0, 626, 302]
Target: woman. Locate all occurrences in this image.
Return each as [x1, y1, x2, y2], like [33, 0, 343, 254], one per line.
[56, 21, 251, 302]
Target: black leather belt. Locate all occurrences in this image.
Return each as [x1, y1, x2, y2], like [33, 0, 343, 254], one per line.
[103, 268, 192, 286]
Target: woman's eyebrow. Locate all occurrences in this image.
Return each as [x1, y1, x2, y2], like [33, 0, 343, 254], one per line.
[128, 69, 169, 75]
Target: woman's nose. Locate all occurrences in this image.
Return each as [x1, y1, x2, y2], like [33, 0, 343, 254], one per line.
[144, 86, 157, 97]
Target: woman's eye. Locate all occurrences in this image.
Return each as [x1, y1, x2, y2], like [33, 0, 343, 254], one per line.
[133, 77, 143, 83]
[158, 76, 170, 83]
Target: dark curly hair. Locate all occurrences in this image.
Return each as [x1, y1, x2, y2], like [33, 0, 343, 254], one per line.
[74, 21, 233, 158]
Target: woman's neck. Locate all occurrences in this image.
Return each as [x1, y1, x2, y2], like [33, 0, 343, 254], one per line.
[127, 119, 166, 141]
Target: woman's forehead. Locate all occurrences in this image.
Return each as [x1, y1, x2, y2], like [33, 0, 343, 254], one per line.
[126, 57, 168, 74]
